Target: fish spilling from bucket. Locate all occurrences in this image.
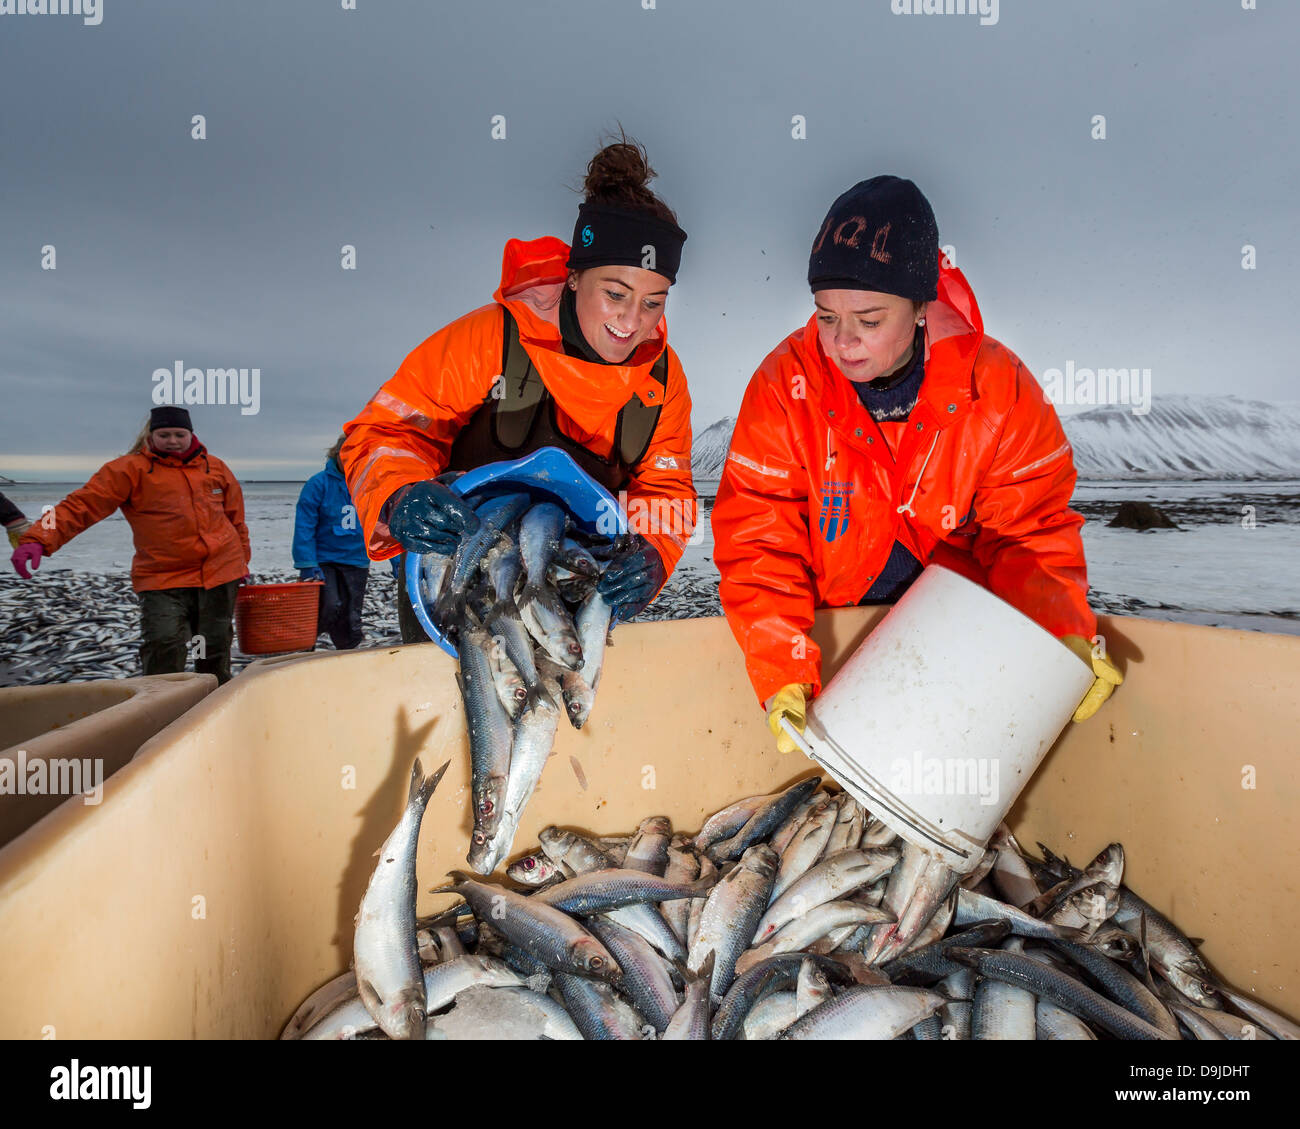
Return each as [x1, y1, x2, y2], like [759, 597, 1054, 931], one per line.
[418, 494, 623, 874]
[285, 780, 1299, 1041]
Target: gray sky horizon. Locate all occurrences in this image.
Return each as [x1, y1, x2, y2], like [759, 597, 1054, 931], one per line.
[2, 0, 1297, 481]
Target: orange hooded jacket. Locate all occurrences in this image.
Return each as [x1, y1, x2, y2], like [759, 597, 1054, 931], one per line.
[22, 440, 250, 592]
[341, 237, 697, 575]
[712, 255, 1096, 705]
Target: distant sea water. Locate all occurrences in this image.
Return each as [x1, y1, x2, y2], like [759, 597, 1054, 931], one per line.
[5, 478, 1299, 634]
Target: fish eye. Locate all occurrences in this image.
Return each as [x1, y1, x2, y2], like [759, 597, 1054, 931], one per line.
[589, 956, 604, 969]
[521, 857, 536, 870]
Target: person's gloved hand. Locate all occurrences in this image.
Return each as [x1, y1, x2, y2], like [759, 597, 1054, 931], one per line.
[597, 536, 666, 621]
[299, 567, 324, 582]
[387, 479, 481, 555]
[11, 540, 42, 579]
[766, 682, 812, 753]
[1062, 634, 1124, 722]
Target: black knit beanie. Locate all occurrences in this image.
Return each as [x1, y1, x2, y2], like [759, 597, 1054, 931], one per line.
[808, 175, 939, 301]
[150, 406, 193, 431]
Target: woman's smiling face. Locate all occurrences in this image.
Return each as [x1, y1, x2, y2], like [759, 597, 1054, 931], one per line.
[570, 267, 670, 363]
[814, 289, 922, 382]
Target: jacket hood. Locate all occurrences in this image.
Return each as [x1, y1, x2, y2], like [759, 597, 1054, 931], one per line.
[494, 236, 668, 368]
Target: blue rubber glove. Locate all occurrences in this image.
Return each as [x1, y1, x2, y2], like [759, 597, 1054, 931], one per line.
[299, 567, 324, 582]
[597, 536, 666, 622]
[387, 479, 481, 556]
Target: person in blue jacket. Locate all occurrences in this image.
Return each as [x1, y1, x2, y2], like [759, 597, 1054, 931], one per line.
[293, 437, 372, 650]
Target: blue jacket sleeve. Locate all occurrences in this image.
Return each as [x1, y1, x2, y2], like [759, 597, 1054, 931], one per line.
[292, 474, 325, 568]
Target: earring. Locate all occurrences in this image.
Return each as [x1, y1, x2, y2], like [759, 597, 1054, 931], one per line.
[917, 317, 926, 326]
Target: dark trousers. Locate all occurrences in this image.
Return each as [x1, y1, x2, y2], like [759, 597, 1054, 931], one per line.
[137, 580, 240, 684]
[319, 563, 369, 650]
[394, 552, 431, 644]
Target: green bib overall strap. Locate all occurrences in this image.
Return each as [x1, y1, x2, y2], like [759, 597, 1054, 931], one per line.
[493, 307, 667, 468]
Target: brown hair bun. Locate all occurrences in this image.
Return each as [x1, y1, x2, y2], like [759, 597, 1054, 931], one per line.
[582, 131, 679, 227]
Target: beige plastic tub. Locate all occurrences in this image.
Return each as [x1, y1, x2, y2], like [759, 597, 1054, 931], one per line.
[0, 672, 216, 850]
[0, 610, 1293, 1038]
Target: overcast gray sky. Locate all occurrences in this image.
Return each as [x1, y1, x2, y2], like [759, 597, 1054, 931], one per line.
[2, 0, 1296, 480]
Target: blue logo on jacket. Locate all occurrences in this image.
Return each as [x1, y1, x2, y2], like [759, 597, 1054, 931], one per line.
[819, 482, 853, 543]
[581, 225, 594, 247]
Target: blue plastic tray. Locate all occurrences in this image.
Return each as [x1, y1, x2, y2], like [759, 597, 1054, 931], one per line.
[405, 447, 628, 657]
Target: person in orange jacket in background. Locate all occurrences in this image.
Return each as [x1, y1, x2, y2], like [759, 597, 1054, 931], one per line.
[712, 176, 1121, 752]
[341, 137, 697, 640]
[9, 406, 250, 683]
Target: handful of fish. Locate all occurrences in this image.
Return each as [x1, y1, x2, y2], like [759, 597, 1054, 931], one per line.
[423, 494, 623, 873]
[285, 776, 1298, 1040]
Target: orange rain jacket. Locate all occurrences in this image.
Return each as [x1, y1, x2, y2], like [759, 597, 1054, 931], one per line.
[22, 441, 250, 592]
[341, 237, 697, 575]
[713, 255, 1096, 705]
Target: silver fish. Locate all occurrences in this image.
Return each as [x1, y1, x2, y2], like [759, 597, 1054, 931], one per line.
[689, 843, 779, 999]
[780, 985, 947, 1041]
[353, 759, 450, 1040]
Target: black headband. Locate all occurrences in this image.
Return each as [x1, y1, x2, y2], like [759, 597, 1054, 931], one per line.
[567, 202, 687, 284]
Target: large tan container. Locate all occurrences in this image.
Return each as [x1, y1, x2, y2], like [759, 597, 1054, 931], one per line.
[0, 672, 216, 850]
[0, 610, 1294, 1038]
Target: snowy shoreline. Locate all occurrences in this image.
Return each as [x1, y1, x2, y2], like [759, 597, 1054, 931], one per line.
[3, 478, 1298, 685]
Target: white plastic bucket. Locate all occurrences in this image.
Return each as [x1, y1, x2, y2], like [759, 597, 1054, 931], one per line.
[782, 565, 1095, 873]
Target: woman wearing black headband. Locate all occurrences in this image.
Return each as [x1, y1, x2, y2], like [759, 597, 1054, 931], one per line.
[342, 137, 697, 639]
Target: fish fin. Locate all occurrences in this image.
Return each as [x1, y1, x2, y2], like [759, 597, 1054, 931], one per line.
[943, 946, 983, 969]
[428, 870, 474, 896]
[418, 903, 474, 929]
[355, 976, 382, 1016]
[686, 874, 720, 897]
[1187, 937, 1205, 948]
[674, 951, 715, 986]
[409, 757, 451, 807]
[1135, 912, 1163, 995]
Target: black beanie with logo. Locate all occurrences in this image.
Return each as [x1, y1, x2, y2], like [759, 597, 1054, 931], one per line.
[808, 175, 939, 301]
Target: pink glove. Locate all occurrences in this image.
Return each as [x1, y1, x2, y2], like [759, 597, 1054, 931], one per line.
[11, 541, 43, 579]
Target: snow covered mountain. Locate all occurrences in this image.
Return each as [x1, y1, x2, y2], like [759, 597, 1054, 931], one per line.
[1062, 396, 1300, 480]
[691, 416, 735, 480]
[690, 396, 1300, 482]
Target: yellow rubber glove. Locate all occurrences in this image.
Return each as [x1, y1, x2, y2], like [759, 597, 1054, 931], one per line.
[1062, 635, 1124, 722]
[6, 519, 32, 550]
[766, 683, 813, 753]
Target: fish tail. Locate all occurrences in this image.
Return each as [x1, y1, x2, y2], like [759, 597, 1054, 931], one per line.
[674, 950, 715, 986]
[410, 758, 451, 807]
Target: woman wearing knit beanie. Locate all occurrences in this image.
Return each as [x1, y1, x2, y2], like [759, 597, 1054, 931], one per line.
[9, 406, 250, 683]
[712, 176, 1121, 750]
[341, 134, 697, 641]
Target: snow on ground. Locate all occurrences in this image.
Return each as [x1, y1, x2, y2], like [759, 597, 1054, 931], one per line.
[3, 479, 1298, 686]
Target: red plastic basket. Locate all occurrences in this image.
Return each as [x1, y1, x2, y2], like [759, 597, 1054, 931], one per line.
[234, 581, 323, 655]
